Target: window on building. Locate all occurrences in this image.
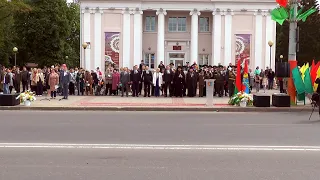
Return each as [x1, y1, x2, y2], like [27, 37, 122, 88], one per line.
[199, 17, 209, 32]
[144, 53, 155, 69]
[168, 17, 186, 32]
[145, 16, 156, 32]
[199, 54, 209, 65]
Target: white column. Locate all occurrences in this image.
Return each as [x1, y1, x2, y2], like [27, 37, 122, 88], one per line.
[122, 8, 131, 68]
[94, 8, 103, 71]
[224, 10, 233, 65]
[212, 10, 222, 65]
[156, 8, 167, 67]
[254, 10, 263, 69]
[190, 9, 200, 65]
[83, 8, 91, 70]
[134, 9, 143, 67]
[265, 11, 275, 70]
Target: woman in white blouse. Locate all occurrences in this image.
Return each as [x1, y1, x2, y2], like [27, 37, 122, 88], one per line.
[152, 68, 163, 97]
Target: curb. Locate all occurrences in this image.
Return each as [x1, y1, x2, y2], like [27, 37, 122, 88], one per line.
[0, 106, 313, 112]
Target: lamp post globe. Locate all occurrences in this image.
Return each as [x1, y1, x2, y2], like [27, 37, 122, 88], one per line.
[13, 47, 18, 66]
[82, 42, 88, 49]
[267, 41, 273, 68]
[82, 42, 88, 69]
[13, 47, 18, 52]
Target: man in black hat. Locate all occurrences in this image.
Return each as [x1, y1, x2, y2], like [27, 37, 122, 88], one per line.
[174, 66, 185, 97]
[186, 67, 197, 97]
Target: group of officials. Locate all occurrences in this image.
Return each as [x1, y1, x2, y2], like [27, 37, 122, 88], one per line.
[125, 61, 237, 98]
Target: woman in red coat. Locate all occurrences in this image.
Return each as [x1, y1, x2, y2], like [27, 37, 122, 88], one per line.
[112, 69, 120, 95]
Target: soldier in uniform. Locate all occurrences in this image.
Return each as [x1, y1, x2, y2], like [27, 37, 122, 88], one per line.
[228, 66, 236, 97]
[198, 69, 205, 97]
[214, 65, 226, 97]
[213, 66, 218, 96]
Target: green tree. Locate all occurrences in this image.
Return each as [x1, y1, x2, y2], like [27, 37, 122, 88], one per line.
[65, 3, 80, 68]
[14, 0, 70, 67]
[0, 0, 30, 66]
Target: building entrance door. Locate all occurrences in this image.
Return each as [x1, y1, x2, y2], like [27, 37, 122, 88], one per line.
[168, 53, 185, 68]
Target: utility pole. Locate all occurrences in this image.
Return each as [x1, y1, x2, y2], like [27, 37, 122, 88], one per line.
[287, 0, 298, 104]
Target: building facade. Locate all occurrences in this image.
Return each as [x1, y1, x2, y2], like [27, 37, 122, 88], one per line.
[79, 0, 277, 72]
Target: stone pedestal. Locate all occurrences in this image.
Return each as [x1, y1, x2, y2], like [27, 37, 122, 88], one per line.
[205, 79, 215, 106]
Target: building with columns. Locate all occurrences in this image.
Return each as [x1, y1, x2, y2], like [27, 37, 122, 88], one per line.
[79, 0, 277, 73]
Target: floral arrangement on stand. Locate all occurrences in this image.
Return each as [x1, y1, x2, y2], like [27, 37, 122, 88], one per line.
[16, 90, 36, 106]
[228, 92, 253, 107]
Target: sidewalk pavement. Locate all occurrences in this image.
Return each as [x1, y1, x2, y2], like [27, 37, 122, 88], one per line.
[0, 90, 314, 112]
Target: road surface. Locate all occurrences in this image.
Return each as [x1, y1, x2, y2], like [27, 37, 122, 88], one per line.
[0, 111, 319, 179]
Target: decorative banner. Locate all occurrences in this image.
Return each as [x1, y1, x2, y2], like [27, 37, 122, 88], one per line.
[105, 32, 120, 66]
[235, 34, 251, 65]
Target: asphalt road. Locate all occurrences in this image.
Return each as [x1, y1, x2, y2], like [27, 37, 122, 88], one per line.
[0, 111, 320, 179]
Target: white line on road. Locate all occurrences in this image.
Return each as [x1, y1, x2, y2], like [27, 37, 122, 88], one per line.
[0, 143, 320, 151]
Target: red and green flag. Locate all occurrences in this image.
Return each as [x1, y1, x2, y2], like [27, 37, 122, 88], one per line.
[234, 59, 242, 95]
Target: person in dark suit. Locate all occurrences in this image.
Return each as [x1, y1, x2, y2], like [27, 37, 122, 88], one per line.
[142, 66, 152, 97]
[130, 65, 141, 97]
[21, 67, 29, 92]
[60, 64, 71, 100]
[120, 67, 130, 97]
[14, 67, 22, 93]
[163, 65, 174, 97]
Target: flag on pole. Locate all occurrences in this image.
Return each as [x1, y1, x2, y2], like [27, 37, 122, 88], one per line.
[234, 59, 242, 95]
[311, 60, 319, 86]
[242, 60, 250, 94]
[304, 67, 313, 94]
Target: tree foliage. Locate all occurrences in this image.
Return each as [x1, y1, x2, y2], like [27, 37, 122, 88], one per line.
[0, 0, 80, 67]
[276, 0, 320, 65]
[0, 0, 30, 66]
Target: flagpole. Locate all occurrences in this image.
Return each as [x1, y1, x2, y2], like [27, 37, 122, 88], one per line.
[287, 0, 298, 104]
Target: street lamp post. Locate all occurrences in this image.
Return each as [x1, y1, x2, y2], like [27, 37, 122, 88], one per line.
[268, 41, 273, 68]
[65, 56, 69, 64]
[280, 55, 283, 62]
[82, 42, 88, 69]
[13, 47, 18, 66]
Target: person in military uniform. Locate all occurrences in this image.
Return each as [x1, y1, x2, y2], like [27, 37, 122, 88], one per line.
[198, 69, 205, 97]
[212, 65, 218, 96]
[214, 65, 226, 97]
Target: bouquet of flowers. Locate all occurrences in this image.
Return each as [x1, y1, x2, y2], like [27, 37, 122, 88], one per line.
[228, 92, 253, 106]
[16, 90, 37, 103]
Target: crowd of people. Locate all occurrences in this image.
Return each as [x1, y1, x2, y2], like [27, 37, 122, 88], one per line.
[0, 61, 280, 99]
